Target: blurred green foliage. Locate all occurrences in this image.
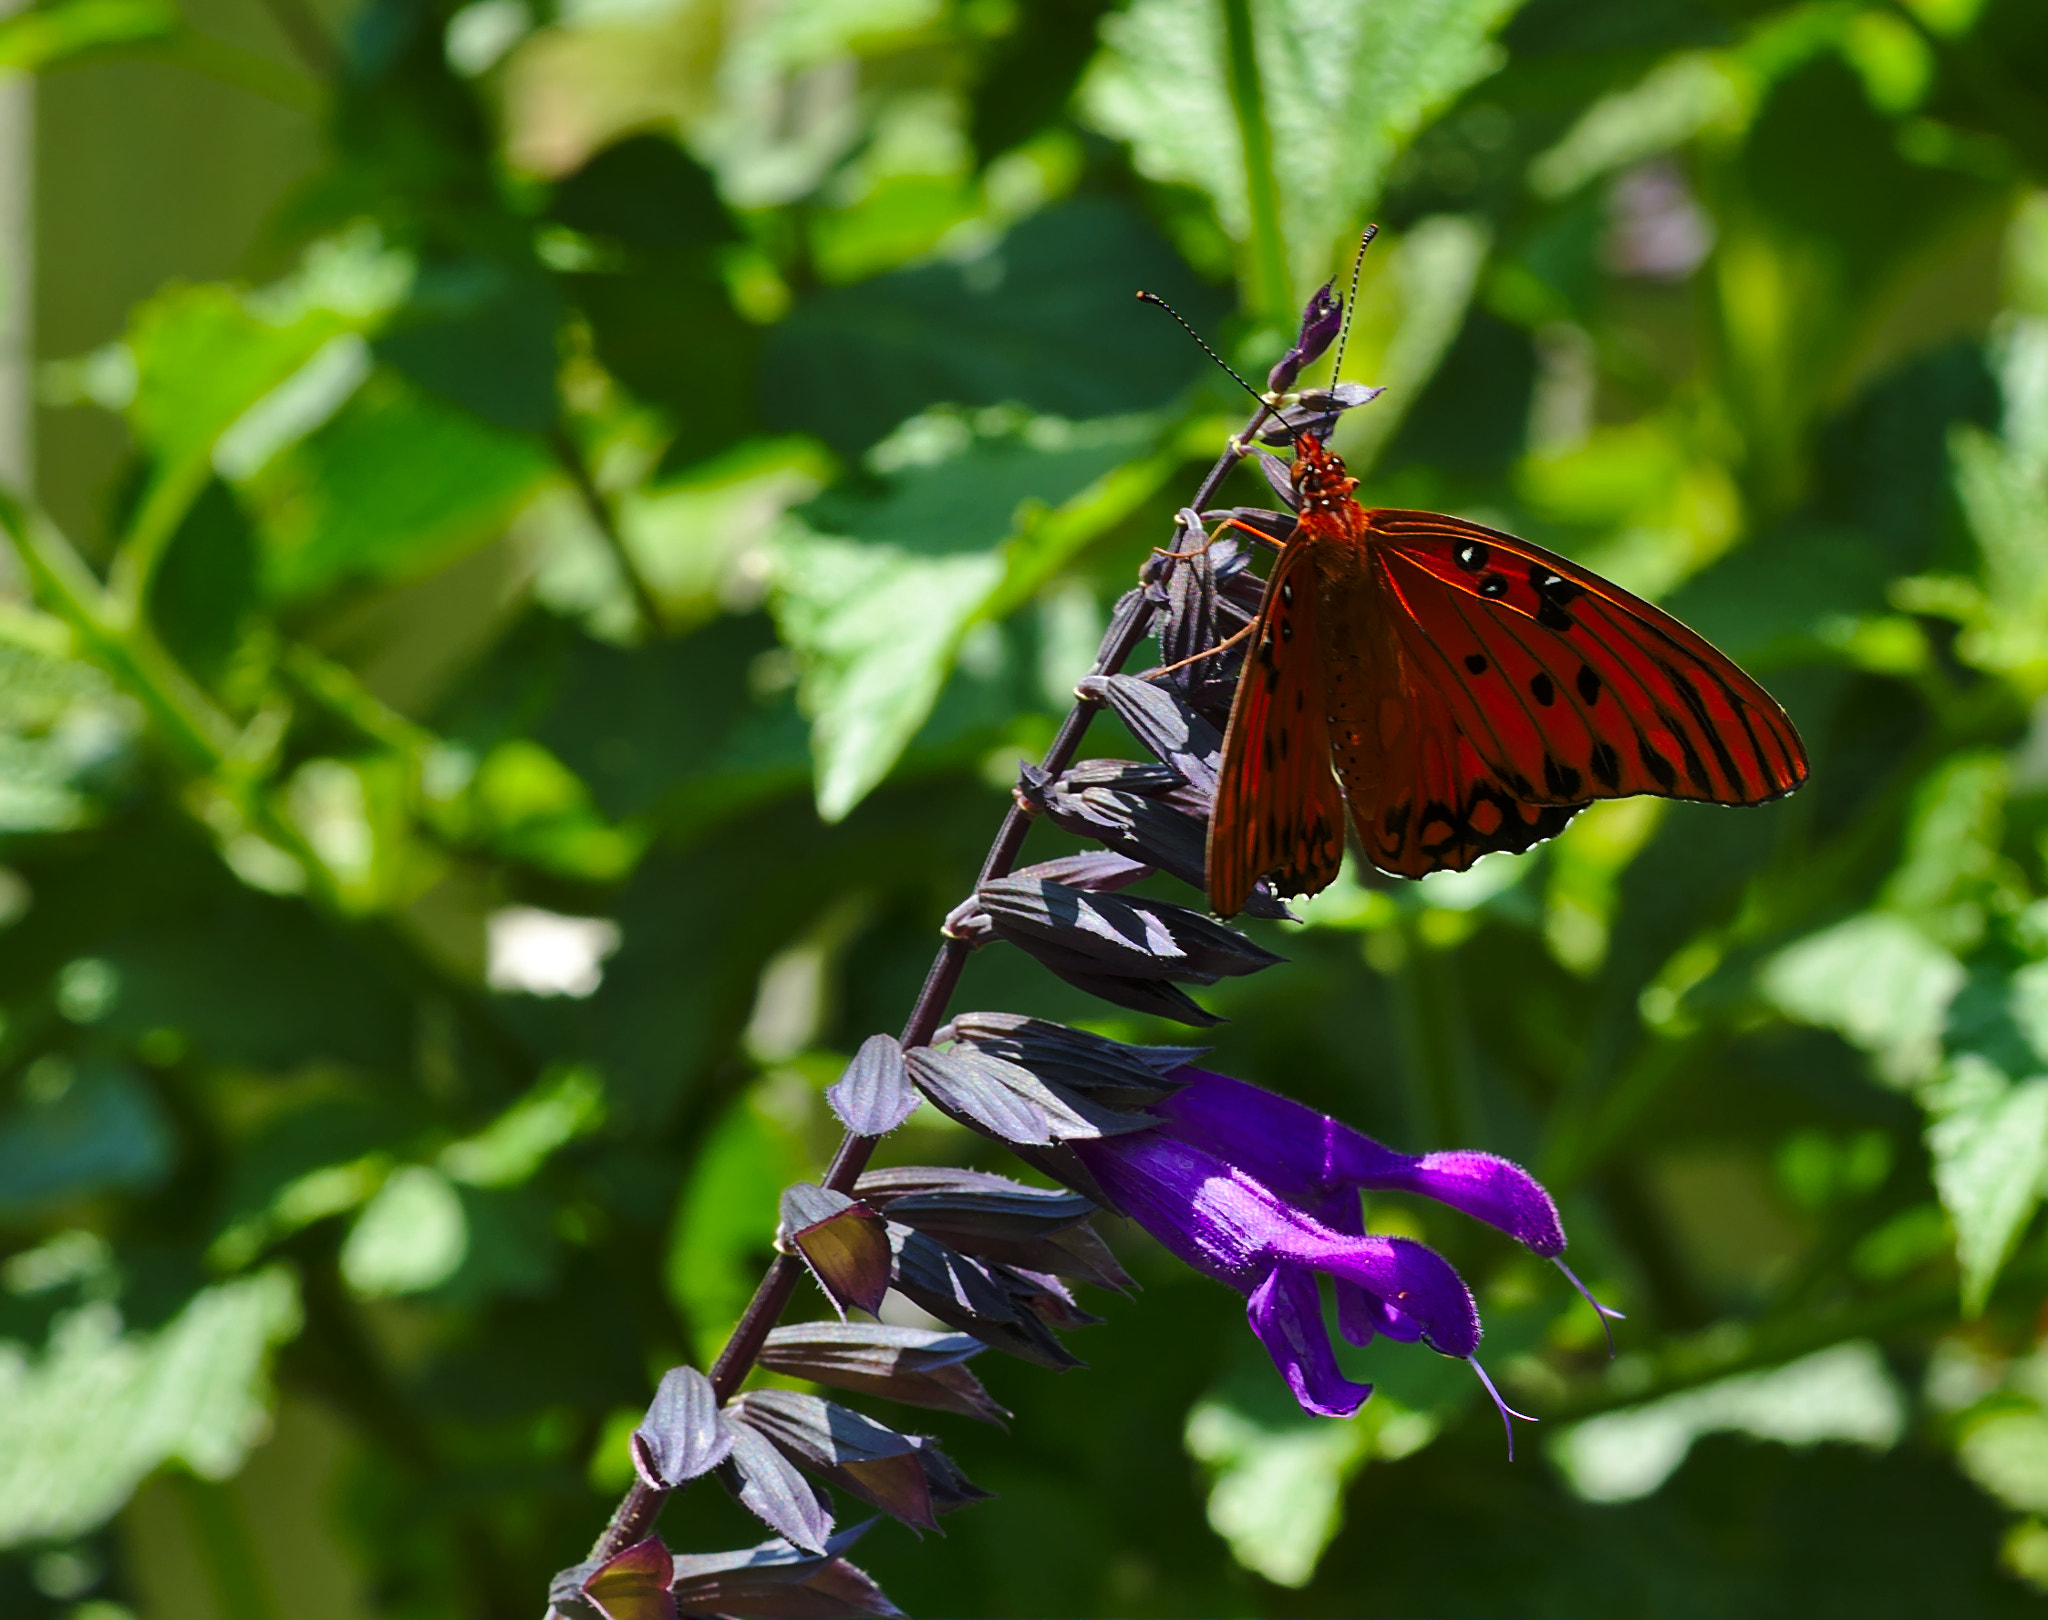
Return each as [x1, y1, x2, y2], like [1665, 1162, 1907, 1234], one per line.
[7, 0, 2048, 1614]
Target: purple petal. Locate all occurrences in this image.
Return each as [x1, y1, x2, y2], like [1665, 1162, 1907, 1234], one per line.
[1159, 1070, 1568, 1257]
[1353, 1150, 1567, 1258]
[1265, 279, 1342, 394]
[1246, 1265, 1373, 1418]
[1308, 1234, 1480, 1358]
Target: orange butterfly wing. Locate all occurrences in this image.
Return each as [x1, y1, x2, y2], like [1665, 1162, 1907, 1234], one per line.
[1206, 529, 1348, 918]
[1347, 508, 1807, 877]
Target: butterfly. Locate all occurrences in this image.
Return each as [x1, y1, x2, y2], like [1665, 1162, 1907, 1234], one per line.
[1204, 432, 1809, 918]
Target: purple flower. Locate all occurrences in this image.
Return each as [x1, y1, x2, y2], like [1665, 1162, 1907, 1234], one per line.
[1265, 279, 1343, 394]
[1072, 1070, 1617, 1444]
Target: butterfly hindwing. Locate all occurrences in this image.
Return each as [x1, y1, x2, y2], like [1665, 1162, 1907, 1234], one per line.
[1207, 535, 1347, 916]
[1324, 593, 1586, 879]
[1364, 509, 1808, 814]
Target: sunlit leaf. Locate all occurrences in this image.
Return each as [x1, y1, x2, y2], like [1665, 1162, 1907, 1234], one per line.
[1183, 1373, 1374, 1587]
[249, 371, 553, 600]
[340, 1165, 469, 1298]
[1082, 0, 1518, 293]
[1761, 913, 1967, 1086]
[0, 1268, 300, 1547]
[771, 411, 1165, 819]
[0, 0, 175, 73]
[1923, 1057, 2048, 1316]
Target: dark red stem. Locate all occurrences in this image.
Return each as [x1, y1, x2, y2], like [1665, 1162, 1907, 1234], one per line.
[569, 408, 1273, 1581]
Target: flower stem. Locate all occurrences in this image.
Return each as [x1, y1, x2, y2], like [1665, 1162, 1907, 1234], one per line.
[571, 406, 1275, 1577]
[550, 427, 668, 641]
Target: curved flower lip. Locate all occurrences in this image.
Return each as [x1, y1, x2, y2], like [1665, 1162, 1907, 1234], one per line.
[1073, 1126, 1478, 1418]
[1070, 1068, 1610, 1429]
[1149, 1069, 1567, 1256]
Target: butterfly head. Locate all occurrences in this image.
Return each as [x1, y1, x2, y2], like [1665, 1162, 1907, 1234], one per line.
[1290, 434, 1358, 514]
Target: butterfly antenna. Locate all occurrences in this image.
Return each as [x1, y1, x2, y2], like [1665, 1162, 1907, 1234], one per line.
[1135, 291, 1278, 424]
[1327, 223, 1377, 383]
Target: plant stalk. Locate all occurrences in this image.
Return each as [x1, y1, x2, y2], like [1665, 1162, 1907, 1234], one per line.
[570, 405, 1278, 1580]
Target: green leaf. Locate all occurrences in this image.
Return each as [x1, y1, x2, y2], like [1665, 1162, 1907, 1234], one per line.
[0, 637, 137, 832]
[1553, 1342, 1906, 1504]
[1660, 525, 1900, 666]
[374, 258, 563, 436]
[147, 478, 260, 691]
[1081, 0, 1519, 292]
[0, 1059, 175, 1218]
[0, 0, 176, 71]
[564, 259, 759, 457]
[0, 1267, 300, 1547]
[439, 1066, 606, 1188]
[549, 133, 740, 250]
[340, 1165, 468, 1298]
[1881, 752, 2011, 949]
[1528, 51, 1752, 198]
[1923, 1056, 2048, 1317]
[774, 538, 1002, 820]
[1948, 420, 2048, 683]
[1958, 1410, 2048, 1515]
[1760, 912, 1967, 1086]
[249, 371, 553, 600]
[770, 411, 1163, 819]
[126, 284, 354, 476]
[762, 197, 1224, 454]
[1182, 1357, 1376, 1588]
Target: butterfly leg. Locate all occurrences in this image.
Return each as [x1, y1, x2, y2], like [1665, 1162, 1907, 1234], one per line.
[1147, 514, 1289, 575]
[1133, 619, 1256, 681]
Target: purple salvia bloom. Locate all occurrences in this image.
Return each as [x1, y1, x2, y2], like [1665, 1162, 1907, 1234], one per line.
[1154, 1069, 1565, 1255]
[1073, 1069, 1613, 1442]
[1266, 280, 1343, 394]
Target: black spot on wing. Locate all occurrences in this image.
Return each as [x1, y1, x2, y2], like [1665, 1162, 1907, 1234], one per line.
[1577, 665, 1601, 706]
[1527, 565, 1584, 634]
[1636, 729, 1678, 791]
[1530, 671, 1555, 706]
[1419, 803, 1458, 853]
[1589, 741, 1621, 789]
[1479, 574, 1510, 599]
[1543, 754, 1583, 799]
[1456, 542, 1490, 572]
[1465, 653, 1488, 675]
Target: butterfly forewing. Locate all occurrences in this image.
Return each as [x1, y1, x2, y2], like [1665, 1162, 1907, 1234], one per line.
[1207, 536, 1346, 917]
[1364, 509, 1808, 809]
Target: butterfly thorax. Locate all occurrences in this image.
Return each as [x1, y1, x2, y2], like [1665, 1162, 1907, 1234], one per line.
[1289, 435, 1359, 517]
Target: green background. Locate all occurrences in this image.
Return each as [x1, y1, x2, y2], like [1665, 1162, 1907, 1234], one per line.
[7, 0, 2048, 1614]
